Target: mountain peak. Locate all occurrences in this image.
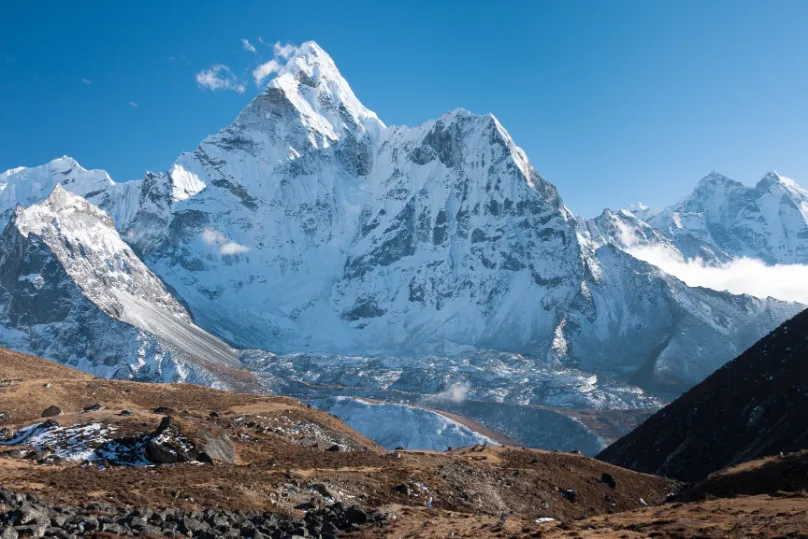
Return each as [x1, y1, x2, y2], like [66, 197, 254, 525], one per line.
[37, 182, 104, 215]
[755, 171, 807, 198]
[262, 41, 384, 141]
[50, 155, 81, 171]
[695, 171, 737, 188]
[14, 183, 114, 239]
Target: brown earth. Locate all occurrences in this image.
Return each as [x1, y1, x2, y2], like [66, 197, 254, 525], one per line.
[3, 347, 808, 538]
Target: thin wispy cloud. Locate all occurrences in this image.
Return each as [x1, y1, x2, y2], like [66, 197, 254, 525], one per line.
[81, 77, 92, 85]
[252, 42, 299, 85]
[167, 55, 191, 65]
[241, 38, 256, 53]
[273, 41, 297, 59]
[195, 64, 246, 94]
[252, 59, 282, 86]
[129, 101, 139, 108]
[627, 245, 808, 305]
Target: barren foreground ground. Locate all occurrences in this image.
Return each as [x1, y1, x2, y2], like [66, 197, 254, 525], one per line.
[1, 348, 806, 538]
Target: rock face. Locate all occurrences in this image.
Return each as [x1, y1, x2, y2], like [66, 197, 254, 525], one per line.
[0, 41, 801, 397]
[0, 186, 243, 387]
[598, 307, 808, 482]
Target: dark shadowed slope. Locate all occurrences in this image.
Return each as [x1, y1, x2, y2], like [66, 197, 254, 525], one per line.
[597, 308, 808, 482]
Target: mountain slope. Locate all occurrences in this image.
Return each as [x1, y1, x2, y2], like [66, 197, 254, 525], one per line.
[597, 307, 808, 482]
[0, 186, 252, 389]
[629, 171, 808, 264]
[94, 41, 798, 392]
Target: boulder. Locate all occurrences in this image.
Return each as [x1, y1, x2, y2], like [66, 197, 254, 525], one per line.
[200, 432, 236, 464]
[39, 406, 61, 418]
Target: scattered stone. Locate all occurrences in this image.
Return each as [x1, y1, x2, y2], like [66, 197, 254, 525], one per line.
[559, 488, 577, 503]
[119, 409, 133, 416]
[601, 472, 617, 489]
[82, 403, 102, 413]
[326, 444, 341, 452]
[345, 506, 368, 525]
[391, 483, 411, 496]
[39, 406, 61, 418]
[0, 487, 386, 539]
[152, 406, 175, 415]
[311, 483, 337, 498]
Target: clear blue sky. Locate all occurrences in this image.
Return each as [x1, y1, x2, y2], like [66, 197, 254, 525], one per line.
[2, 0, 807, 217]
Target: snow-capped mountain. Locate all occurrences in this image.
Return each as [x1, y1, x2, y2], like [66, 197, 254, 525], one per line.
[0, 185, 251, 389]
[608, 171, 808, 265]
[0, 156, 142, 231]
[0, 41, 800, 399]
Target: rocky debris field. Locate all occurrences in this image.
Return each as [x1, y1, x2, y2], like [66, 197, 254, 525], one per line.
[0, 487, 388, 538]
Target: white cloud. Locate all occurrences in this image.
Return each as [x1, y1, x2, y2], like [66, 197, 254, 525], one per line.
[424, 382, 471, 404]
[252, 59, 282, 86]
[81, 77, 92, 85]
[201, 227, 249, 256]
[220, 242, 250, 255]
[250, 41, 299, 86]
[273, 41, 297, 59]
[627, 245, 808, 305]
[201, 228, 226, 245]
[241, 38, 256, 53]
[195, 64, 246, 94]
[129, 101, 139, 108]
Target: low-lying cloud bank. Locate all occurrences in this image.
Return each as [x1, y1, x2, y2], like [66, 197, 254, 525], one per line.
[627, 245, 808, 305]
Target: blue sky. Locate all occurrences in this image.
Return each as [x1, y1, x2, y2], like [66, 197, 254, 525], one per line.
[1, 0, 807, 217]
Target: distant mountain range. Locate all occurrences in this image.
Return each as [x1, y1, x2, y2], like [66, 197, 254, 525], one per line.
[589, 170, 808, 266]
[0, 41, 803, 450]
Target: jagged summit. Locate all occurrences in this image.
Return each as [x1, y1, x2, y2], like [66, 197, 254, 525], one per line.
[234, 40, 384, 150]
[608, 168, 808, 264]
[755, 170, 806, 195]
[695, 171, 738, 187]
[0, 156, 121, 225]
